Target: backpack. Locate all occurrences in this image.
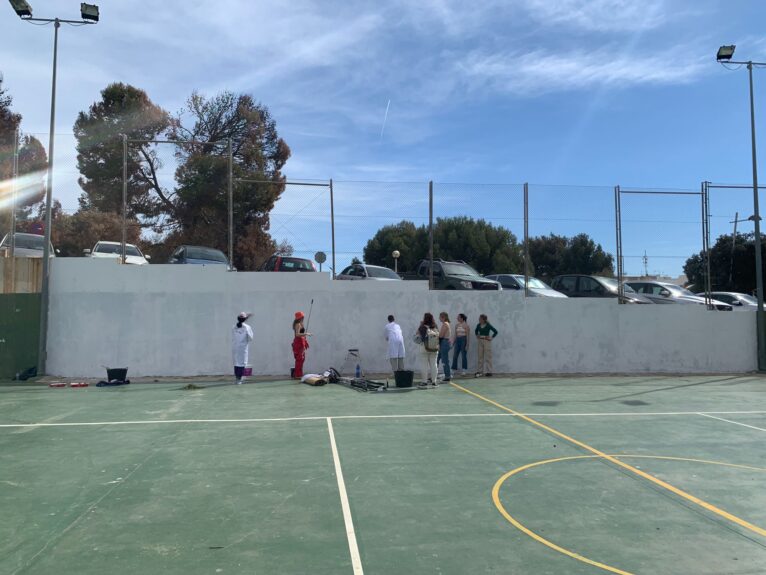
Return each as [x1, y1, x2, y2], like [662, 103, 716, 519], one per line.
[424, 327, 440, 352]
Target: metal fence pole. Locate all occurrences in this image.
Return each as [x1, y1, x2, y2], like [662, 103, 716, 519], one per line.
[429, 181, 434, 290]
[614, 186, 624, 303]
[228, 138, 233, 268]
[524, 182, 529, 297]
[9, 128, 19, 285]
[38, 18, 60, 375]
[121, 134, 127, 264]
[330, 178, 336, 278]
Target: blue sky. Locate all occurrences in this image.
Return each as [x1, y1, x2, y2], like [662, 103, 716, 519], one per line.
[2, 0, 766, 275]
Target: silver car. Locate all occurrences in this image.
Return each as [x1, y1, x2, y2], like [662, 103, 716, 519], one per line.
[696, 291, 758, 311]
[485, 274, 567, 297]
[0, 232, 57, 257]
[337, 263, 401, 281]
[628, 281, 732, 310]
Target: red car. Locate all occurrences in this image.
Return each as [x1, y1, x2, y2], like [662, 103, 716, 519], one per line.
[259, 255, 316, 272]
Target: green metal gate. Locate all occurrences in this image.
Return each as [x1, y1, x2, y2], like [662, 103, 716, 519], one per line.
[0, 293, 41, 380]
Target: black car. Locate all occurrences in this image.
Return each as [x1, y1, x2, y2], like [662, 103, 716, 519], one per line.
[550, 275, 653, 304]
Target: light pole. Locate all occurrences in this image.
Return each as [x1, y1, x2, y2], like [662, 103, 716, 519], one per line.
[717, 44, 766, 369]
[392, 250, 400, 273]
[8, 0, 99, 374]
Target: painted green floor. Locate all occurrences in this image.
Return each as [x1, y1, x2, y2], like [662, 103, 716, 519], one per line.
[1, 375, 765, 574]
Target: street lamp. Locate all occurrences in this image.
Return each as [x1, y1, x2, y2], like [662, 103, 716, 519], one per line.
[7, 0, 99, 375]
[717, 44, 766, 369]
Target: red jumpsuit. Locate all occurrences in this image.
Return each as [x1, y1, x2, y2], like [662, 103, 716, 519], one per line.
[292, 335, 309, 378]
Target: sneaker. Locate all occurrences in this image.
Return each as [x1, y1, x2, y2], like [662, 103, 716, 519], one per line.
[485, 373, 493, 377]
[432, 381, 440, 387]
[442, 378, 451, 382]
[418, 382, 429, 389]
[236, 379, 242, 385]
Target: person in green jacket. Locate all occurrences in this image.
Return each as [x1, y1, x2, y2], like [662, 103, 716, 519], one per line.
[474, 314, 498, 376]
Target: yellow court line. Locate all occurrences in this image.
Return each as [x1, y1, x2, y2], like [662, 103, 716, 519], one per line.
[491, 454, 766, 575]
[450, 382, 766, 538]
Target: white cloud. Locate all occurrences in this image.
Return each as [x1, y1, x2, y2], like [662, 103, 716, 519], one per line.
[455, 46, 707, 95]
[523, 0, 666, 32]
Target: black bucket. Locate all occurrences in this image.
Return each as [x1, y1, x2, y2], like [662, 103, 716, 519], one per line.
[107, 367, 128, 381]
[394, 370, 414, 388]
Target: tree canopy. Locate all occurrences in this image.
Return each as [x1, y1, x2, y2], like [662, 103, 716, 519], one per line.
[684, 232, 764, 293]
[362, 217, 523, 275]
[528, 233, 614, 282]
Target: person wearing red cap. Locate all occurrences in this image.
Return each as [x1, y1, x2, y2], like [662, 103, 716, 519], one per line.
[232, 312, 253, 384]
[291, 311, 311, 378]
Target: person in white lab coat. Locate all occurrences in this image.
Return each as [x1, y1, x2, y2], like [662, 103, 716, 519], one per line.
[232, 312, 254, 384]
[385, 315, 406, 372]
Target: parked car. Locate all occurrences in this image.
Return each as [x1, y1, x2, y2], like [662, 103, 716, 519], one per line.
[550, 274, 652, 303]
[485, 274, 567, 297]
[696, 291, 758, 310]
[627, 281, 732, 310]
[0, 232, 57, 257]
[260, 255, 316, 272]
[168, 245, 232, 269]
[337, 263, 401, 280]
[84, 241, 150, 265]
[401, 259, 501, 290]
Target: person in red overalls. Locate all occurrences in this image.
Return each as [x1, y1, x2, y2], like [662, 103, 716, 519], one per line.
[291, 311, 311, 379]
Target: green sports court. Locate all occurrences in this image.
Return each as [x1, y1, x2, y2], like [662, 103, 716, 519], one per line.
[2, 375, 765, 575]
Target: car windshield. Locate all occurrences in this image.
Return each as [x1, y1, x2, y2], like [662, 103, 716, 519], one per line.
[367, 266, 399, 279]
[511, 276, 548, 289]
[442, 263, 481, 276]
[739, 294, 757, 304]
[598, 277, 636, 293]
[13, 234, 45, 250]
[186, 247, 227, 262]
[665, 285, 696, 297]
[96, 243, 142, 256]
[281, 258, 314, 271]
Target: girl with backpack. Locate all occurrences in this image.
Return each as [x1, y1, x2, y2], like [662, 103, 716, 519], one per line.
[416, 312, 439, 387]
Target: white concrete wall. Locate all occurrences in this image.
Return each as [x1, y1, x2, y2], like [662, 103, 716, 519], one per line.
[46, 259, 757, 378]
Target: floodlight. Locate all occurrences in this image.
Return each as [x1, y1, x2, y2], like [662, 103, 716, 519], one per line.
[80, 2, 98, 21]
[8, 0, 33, 18]
[717, 45, 736, 61]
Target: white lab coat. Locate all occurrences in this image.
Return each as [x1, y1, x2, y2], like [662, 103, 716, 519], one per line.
[232, 323, 254, 367]
[385, 321, 406, 359]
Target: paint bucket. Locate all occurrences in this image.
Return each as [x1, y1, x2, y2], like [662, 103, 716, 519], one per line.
[48, 382, 66, 388]
[394, 370, 414, 388]
[243, 366, 252, 377]
[69, 382, 89, 388]
[106, 367, 128, 381]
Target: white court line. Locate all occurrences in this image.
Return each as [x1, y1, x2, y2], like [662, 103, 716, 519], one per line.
[2, 410, 766, 429]
[327, 417, 364, 575]
[698, 412, 766, 432]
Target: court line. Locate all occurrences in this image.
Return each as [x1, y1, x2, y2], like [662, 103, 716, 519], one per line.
[492, 454, 766, 575]
[698, 413, 766, 432]
[327, 417, 364, 575]
[449, 382, 766, 539]
[2, 410, 766, 429]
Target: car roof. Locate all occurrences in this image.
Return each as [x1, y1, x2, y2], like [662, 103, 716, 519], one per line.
[96, 240, 139, 247]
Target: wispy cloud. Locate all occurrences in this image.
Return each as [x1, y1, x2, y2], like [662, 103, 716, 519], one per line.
[523, 0, 667, 32]
[455, 46, 707, 95]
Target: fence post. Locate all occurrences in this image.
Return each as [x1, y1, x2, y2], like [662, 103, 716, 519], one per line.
[9, 127, 19, 284]
[429, 181, 434, 290]
[330, 179, 336, 278]
[614, 185, 624, 303]
[121, 134, 128, 263]
[524, 182, 529, 297]
[228, 138, 234, 269]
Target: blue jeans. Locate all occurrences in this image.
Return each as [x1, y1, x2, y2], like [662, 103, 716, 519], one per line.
[438, 338, 451, 380]
[451, 336, 467, 370]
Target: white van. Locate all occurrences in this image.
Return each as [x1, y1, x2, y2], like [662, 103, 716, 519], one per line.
[0, 232, 57, 257]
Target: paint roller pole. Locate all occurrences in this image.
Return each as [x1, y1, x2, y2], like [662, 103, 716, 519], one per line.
[305, 298, 315, 331]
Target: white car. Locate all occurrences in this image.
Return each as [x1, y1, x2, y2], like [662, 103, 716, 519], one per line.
[696, 291, 758, 311]
[0, 232, 57, 257]
[84, 241, 150, 265]
[485, 274, 567, 297]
